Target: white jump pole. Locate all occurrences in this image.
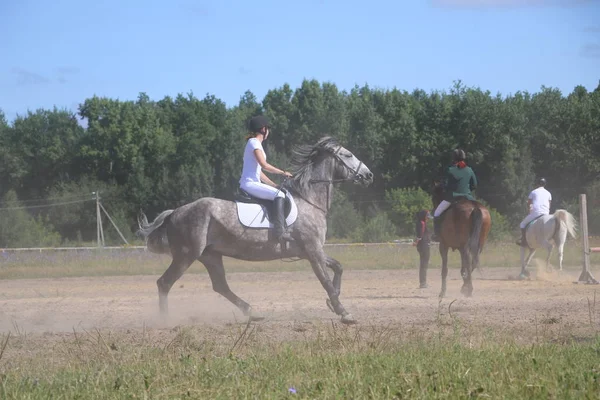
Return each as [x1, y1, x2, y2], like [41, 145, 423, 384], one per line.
[577, 194, 598, 284]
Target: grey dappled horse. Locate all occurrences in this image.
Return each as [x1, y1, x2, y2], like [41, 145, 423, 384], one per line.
[138, 137, 373, 324]
[519, 209, 577, 279]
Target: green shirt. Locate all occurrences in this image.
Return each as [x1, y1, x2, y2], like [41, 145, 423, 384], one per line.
[443, 164, 477, 201]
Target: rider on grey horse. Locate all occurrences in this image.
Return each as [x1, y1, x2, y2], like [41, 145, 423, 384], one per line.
[239, 115, 294, 245]
[516, 177, 552, 247]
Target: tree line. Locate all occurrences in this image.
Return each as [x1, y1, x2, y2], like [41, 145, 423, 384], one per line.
[1, 80, 599, 247]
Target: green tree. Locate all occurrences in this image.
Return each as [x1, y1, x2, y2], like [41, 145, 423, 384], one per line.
[386, 187, 433, 236]
[0, 190, 61, 247]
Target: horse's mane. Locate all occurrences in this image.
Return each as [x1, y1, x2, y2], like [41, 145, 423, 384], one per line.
[283, 136, 340, 195]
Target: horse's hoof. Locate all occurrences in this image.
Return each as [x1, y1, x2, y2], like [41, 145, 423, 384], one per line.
[247, 308, 265, 322]
[248, 314, 265, 322]
[341, 313, 357, 325]
[518, 273, 529, 280]
[439, 292, 446, 299]
[460, 286, 473, 297]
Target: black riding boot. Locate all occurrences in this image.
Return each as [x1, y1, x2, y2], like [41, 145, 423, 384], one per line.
[516, 228, 527, 247]
[273, 197, 294, 244]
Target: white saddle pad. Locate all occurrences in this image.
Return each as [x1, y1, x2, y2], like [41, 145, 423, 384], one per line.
[236, 192, 298, 228]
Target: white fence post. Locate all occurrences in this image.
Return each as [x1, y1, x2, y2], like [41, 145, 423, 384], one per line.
[577, 194, 598, 284]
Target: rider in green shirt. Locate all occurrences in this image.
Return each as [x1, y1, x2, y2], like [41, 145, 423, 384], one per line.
[431, 149, 478, 241]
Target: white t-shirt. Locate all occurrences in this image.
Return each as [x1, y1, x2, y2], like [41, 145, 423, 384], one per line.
[239, 138, 264, 184]
[529, 187, 552, 215]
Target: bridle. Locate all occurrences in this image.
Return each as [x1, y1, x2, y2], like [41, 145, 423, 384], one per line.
[294, 145, 366, 214]
[309, 146, 365, 185]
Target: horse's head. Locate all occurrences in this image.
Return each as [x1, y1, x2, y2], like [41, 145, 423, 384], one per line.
[288, 137, 373, 190]
[326, 142, 373, 186]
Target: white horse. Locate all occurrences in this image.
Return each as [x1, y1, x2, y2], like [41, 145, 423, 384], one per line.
[519, 209, 577, 279]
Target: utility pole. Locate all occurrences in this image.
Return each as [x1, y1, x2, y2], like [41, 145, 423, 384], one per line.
[93, 191, 104, 247]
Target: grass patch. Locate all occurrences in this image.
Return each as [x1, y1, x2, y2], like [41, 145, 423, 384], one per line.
[0, 239, 598, 280]
[1, 325, 599, 399]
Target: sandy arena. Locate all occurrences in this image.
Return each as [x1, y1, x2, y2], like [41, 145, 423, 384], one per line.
[1, 263, 599, 343]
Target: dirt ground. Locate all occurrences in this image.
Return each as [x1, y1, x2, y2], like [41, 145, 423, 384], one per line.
[2, 261, 600, 345]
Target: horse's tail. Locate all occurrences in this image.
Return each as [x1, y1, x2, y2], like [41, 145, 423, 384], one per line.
[137, 210, 174, 255]
[468, 206, 484, 269]
[553, 209, 578, 240]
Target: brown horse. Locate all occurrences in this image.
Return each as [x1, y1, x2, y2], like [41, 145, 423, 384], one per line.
[432, 183, 492, 298]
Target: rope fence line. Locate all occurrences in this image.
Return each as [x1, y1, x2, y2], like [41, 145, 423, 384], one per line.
[0, 198, 94, 211]
[2, 237, 600, 253]
[0, 241, 418, 252]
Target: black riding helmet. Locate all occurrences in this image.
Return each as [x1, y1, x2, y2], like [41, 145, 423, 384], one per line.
[453, 149, 466, 162]
[538, 177, 547, 187]
[248, 115, 270, 133]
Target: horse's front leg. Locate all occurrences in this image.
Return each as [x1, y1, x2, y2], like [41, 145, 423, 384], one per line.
[307, 246, 355, 324]
[520, 247, 535, 279]
[325, 256, 343, 296]
[519, 246, 528, 278]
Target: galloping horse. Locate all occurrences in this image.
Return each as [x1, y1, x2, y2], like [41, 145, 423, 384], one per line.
[138, 137, 373, 325]
[518, 210, 577, 279]
[432, 183, 492, 298]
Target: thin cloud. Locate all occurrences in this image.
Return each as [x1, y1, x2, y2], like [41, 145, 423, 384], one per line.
[583, 26, 600, 33]
[581, 43, 600, 58]
[11, 68, 50, 86]
[432, 0, 594, 8]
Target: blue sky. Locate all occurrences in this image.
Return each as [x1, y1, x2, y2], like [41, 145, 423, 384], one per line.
[1, 0, 599, 123]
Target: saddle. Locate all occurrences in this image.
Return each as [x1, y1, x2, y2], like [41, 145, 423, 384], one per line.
[235, 188, 293, 219]
[439, 197, 472, 218]
[234, 188, 298, 229]
[524, 214, 545, 231]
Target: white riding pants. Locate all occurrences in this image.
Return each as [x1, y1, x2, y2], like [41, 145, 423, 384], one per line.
[240, 181, 285, 201]
[433, 200, 451, 217]
[519, 211, 545, 229]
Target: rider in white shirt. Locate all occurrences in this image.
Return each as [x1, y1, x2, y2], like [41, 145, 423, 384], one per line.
[516, 177, 551, 247]
[239, 115, 294, 244]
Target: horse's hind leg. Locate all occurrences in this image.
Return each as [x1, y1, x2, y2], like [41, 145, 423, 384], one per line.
[557, 245, 565, 272]
[459, 247, 473, 297]
[157, 254, 195, 316]
[545, 245, 554, 273]
[556, 229, 568, 272]
[158, 218, 209, 317]
[199, 250, 262, 321]
[439, 244, 449, 298]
